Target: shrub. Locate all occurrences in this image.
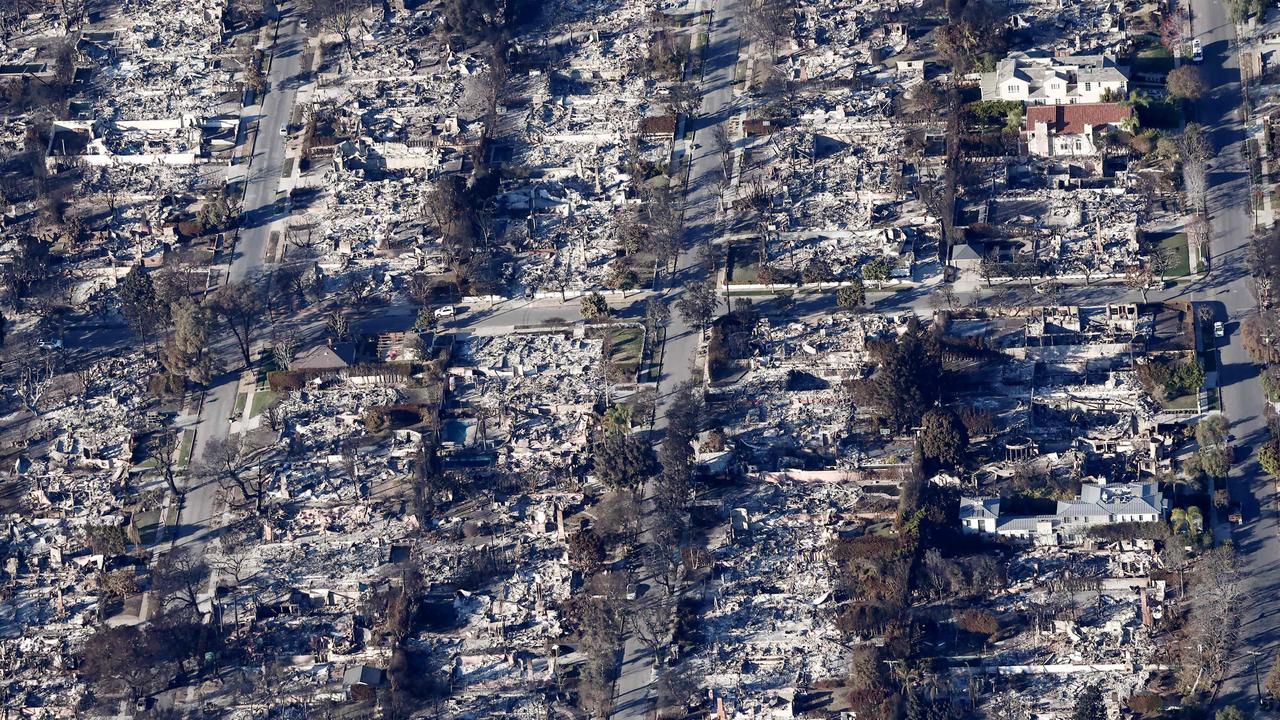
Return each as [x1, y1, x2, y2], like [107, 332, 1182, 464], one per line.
[268, 370, 310, 391]
[364, 408, 391, 433]
[957, 608, 999, 638]
[148, 372, 185, 398]
[86, 524, 127, 556]
[1127, 693, 1164, 715]
[965, 100, 1025, 123]
[1088, 521, 1170, 542]
[1261, 440, 1280, 477]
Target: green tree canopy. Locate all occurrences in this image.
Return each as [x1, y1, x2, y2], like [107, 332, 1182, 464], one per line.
[919, 408, 969, 470]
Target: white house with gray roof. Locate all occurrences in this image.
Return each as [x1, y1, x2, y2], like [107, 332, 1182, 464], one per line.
[959, 481, 1165, 545]
[981, 54, 1129, 106]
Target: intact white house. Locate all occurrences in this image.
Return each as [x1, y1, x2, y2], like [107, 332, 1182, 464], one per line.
[982, 54, 1129, 105]
[1024, 103, 1132, 158]
[960, 481, 1165, 545]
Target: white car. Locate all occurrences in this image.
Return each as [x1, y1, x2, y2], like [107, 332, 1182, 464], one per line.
[1214, 321, 1225, 338]
[37, 338, 62, 350]
[278, 124, 288, 137]
[433, 305, 455, 319]
[1191, 38, 1204, 63]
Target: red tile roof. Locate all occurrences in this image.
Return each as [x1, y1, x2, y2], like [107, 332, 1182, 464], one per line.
[1025, 103, 1132, 135]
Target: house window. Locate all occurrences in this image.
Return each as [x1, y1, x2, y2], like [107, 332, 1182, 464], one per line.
[1007, 84, 1018, 94]
[1084, 82, 1092, 91]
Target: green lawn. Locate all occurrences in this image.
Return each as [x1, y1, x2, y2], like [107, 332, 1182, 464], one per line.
[176, 429, 195, 468]
[1143, 230, 1192, 279]
[1206, 388, 1221, 412]
[640, 326, 665, 383]
[1132, 49, 1174, 75]
[1137, 98, 1185, 130]
[726, 245, 763, 284]
[134, 508, 162, 546]
[608, 328, 645, 378]
[256, 349, 282, 388]
[233, 392, 248, 417]
[249, 390, 279, 419]
[1160, 392, 1200, 411]
[1156, 232, 1192, 277]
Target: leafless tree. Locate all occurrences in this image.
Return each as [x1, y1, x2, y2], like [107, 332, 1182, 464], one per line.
[326, 307, 350, 341]
[663, 83, 702, 118]
[201, 435, 270, 515]
[1179, 124, 1212, 214]
[305, 0, 365, 59]
[261, 398, 284, 434]
[931, 283, 959, 311]
[1187, 213, 1210, 264]
[740, 0, 793, 56]
[152, 549, 209, 612]
[15, 353, 54, 415]
[1182, 158, 1208, 214]
[286, 226, 324, 253]
[1126, 264, 1155, 302]
[207, 277, 265, 368]
[712, 124, 734, 187]
[151, 430, 181, 497]
[272, 333, 298, 371]
[630, 597, 672, 657]
[657, 662, 701, 714]
[987, 285, 1015, 316]
[340, 438, 362, 499]
[1149, 246, 1174, 283]
[57, 0, 87, 31]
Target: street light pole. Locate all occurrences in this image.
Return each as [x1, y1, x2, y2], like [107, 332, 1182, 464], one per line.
[1249, 649, 1264, 707]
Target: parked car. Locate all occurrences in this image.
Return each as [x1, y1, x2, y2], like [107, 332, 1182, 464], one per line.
[37, 337, 63, 350]
[433, 305, 455, 319]
[1229, 502, 1243, 525]
[1191, 38, 1204, 63]
[1214, 321, 1225, 338]
[278, 123, 288, 137]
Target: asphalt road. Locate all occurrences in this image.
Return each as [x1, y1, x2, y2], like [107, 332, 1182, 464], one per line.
[1183, 0, 1280, 711]
[170, 14, 306, 576]
[608, 2, 742, 718]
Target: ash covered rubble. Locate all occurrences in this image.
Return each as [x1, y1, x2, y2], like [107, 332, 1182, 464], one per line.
[0, 350, 166, 714]
[88, 0, 232, 121]
[712, 312, 913, 470]
[729, 92, 938, 286]
[791, 0, 925, 83]
[979, 185, 1150, 276]
[445, 332, 603, 476]
[958, 541, 1169, 718]
[195, 371, 583, 718]
[300, 40, 485, 274]
[678, 480, 870, 715]
[497, 0, 667, 293]
[291, 0, 676, 298]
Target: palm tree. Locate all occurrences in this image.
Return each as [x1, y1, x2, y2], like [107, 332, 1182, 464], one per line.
[1125, 89, 1153, 110]
[1170, 507, 1189, 535]
[1186, 505, 1204, 536]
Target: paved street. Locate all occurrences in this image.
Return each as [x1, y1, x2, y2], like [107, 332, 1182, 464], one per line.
[1183, 0, 1280, 711]
[171, 13, 306, 571]
[608, 1, 742, 718]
